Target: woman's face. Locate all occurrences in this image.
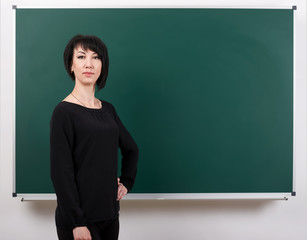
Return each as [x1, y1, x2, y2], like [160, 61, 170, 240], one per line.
[71, 46, 102, 86]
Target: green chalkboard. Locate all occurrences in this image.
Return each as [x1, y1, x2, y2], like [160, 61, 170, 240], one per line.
[15, 8, 293, 195]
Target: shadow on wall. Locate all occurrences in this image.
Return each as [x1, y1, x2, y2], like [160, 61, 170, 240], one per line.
[120, 199, 280, 214]
[25, 200, 57, 217]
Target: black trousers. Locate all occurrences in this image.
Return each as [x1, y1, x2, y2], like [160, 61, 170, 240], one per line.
[56, 218, 119, 240]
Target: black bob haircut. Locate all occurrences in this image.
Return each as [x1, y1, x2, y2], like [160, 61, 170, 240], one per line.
[63, 35, 109, 90]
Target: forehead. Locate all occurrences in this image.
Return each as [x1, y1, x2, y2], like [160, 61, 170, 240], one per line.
[74, 45, 97, 54]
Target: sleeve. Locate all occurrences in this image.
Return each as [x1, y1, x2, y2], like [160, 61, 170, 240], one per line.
[111, 104, 139, 192]
[50, 106, 87, 228]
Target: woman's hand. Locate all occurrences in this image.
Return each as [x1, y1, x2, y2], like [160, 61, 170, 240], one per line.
[73, 226, 92, 240]
[117, 178, 128, 201]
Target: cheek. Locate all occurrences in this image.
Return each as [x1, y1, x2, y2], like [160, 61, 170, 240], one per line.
[71, 61, 79, 72]
[97, 64, 102, 75]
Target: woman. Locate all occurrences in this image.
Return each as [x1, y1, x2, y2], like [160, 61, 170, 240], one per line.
[50, 35, 138, 240]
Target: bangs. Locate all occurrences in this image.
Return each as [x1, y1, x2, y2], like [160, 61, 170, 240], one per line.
[75, 38, 103, 58]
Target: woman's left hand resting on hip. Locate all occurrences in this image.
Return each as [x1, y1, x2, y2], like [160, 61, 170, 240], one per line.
[117, 178, 128, 201]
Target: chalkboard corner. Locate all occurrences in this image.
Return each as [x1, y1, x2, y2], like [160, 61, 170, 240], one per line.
[12, 193, 17, 197]
[292, 6, 297, 10]
[291, 192, 296, 196]
[12, 5, 17, 10]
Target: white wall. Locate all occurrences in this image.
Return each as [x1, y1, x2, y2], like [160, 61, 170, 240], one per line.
[1, 0, 306, 239]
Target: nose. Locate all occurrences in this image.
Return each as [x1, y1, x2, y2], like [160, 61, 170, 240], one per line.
[85, 58, 93, 68]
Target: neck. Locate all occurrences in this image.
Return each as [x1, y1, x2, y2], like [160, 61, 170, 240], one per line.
[72, 81, 97, 106]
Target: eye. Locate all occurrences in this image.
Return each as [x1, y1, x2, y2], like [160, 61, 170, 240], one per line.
[77, 55, 85, 59]
[94, 56, 100, 60]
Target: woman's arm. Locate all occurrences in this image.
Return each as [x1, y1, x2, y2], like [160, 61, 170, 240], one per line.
[111, 104, 139, 192]
[50, 106, 87, 229]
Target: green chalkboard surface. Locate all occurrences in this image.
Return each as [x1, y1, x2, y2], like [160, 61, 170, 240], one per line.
[15, 8, 293, 195]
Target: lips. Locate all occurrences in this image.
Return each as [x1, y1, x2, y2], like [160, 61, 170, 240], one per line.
[83, 72, 94, 77]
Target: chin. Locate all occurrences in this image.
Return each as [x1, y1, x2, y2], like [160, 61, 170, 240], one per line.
[75, 77, 98, 87]
[81, 79, 97, 85]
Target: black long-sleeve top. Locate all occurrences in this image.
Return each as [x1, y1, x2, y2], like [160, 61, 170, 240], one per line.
[50, 100, 138, 230]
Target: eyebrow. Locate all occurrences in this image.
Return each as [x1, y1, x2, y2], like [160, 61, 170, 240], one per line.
[76, 51, 98, 55]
